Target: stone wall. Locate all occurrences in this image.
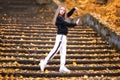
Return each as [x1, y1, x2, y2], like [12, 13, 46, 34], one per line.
[72, 14, 120, 51]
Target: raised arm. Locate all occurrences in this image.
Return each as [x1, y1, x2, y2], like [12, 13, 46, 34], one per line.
[67, 8, 76, 17]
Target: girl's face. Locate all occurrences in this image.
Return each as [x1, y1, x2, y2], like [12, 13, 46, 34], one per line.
[59, 7, 66, 16]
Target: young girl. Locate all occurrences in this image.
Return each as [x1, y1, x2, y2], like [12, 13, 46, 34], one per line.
[40, 5, 79, 72]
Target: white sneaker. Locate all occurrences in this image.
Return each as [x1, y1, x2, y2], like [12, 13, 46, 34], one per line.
[59, 66, 70, 73]
[39, 59, 46, 71]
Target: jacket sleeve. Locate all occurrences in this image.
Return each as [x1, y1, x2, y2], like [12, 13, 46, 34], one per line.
[56, 16, 76, 27]
[67, 8, 76, 17]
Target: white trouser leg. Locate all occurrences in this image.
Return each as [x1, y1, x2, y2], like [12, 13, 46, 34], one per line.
[60, 35, 67, 67]
[44, 35, 63, 64]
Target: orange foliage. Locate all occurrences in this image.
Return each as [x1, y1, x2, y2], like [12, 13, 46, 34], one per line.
[65, 0, 120, 34]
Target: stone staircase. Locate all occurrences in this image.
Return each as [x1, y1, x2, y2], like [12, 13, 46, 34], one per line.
[0, 0, 120, 79]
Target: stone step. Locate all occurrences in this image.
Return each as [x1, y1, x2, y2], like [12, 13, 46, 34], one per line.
[0, 48, 114, 54]
[1, 37, 103, 42]
[1, 32, 98, 37]
[0, 47, 117, 54]
[0, 76, 118, 80]
[0, 1, 46, 8]
[1, 70, 120, 77]
[0, 58, 119, 65]
[1, 29, 97, 34]
[1, 45, 112, 51]
[1, 24, 91, 29]
[1, 39, 108, 45]
[0, 12, 53, 19]
[0, 52, 119, 59]
[1, 64, 120, 71]
[0, 0, 36, 4]
[2, 27, 94, 32]
[0, 24, 53, 26]
[1, 32, 98, 38]
[0, 14, 39, 19]
[0, 32, 101, 37]
[1, 43, 111, 49]
[1, 33, 100, 38]
[0, 21, 51, 25]
[0, 43, 109, 48]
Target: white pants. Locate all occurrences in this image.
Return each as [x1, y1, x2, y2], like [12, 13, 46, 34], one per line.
[44, 34, 67, 66]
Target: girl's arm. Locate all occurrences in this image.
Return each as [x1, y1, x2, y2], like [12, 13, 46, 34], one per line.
[67, 8, 76, 17]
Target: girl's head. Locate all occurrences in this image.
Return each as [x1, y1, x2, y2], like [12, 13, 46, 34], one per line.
[59, 6, 66, 16]
[53, 5, 67, 25]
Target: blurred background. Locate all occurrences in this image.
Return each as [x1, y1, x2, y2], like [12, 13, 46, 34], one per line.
[0, 0, 120, 80]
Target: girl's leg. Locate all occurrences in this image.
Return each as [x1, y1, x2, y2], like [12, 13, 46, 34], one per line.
[44, 35, 63, 63]
[59, 35, 70, 72]
[40, 35, 63, 71]
[60, 35, 66, 66]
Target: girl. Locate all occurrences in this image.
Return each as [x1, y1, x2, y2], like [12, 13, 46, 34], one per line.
[40, 5, 79, 72]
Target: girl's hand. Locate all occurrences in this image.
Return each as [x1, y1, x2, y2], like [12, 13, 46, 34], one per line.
[74, 7, 79, 15]
[74, 7, 79, 10]
[76, 19, 80, 25]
